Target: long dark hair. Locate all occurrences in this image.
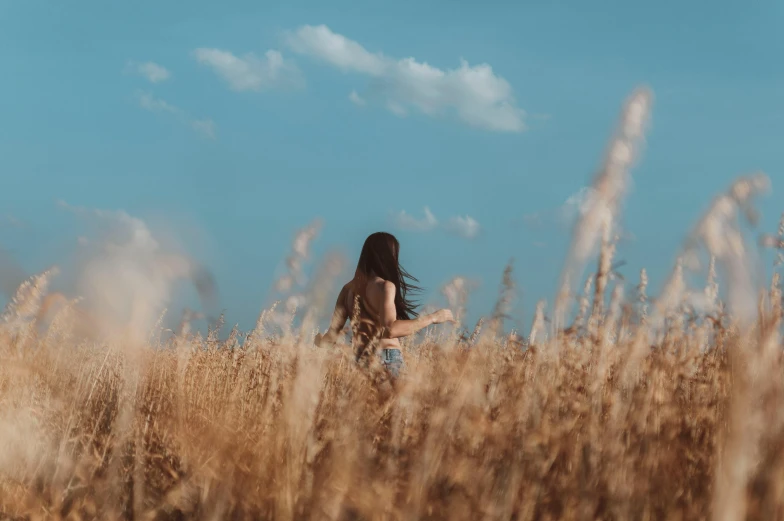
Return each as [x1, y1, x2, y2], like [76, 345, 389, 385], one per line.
[356, 232, 421, 320]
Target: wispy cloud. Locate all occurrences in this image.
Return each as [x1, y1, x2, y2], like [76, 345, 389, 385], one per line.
[393, 207, 438, 232]
[522, 187, 594, 231]
[522, 186, 635, 242]
[125, 61, 171, 83]
[193, 48, 301, 91]
[138, 92, 181, 114]
[446, 215, 481, 239]
[136, 91, 216, 139]
[560, 187, 599, 224]
[286, 24, 525, 132]
[191, 119, 217, 139]
[393, 207, 480, 239]
[348, 90, 366, 106]
[0, 215, 25, 230]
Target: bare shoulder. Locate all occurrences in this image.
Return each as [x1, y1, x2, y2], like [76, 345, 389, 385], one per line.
[381, 280, 396, 297]
[365, 277, 394, 301]
[336, 281, 353, 306]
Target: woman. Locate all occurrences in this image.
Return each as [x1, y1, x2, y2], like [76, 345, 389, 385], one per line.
[315, 232, 454, 377]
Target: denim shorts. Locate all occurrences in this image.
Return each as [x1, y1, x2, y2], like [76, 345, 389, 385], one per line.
[380, 348, 404, 378]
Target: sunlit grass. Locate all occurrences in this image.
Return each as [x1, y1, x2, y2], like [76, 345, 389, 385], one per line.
[1, 87, 783, 520]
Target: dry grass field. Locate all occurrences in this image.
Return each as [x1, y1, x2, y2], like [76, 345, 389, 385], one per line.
[1, 87, 783, 520]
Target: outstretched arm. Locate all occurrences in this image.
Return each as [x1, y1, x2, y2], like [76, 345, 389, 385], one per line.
[378, 281, 454, 339]
[315, 285, 350, 347]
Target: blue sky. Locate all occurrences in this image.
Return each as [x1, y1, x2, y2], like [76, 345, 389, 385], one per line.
[0, 0, 782, 333]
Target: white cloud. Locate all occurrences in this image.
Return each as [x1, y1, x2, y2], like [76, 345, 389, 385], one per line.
[286, 25, 385, 75]
[386, 100, 408, 117]
[286, 24, 525, 132]
[0, 215, 24, 230]
[348, 90, 366, 106]
[522, 187, 635, 242]
[560, 187, 599, 224]
[191, 119, 216, 139]
[521, 187, 596, 232]
[393, 207, 480, 239]
[521, 212, 543, 229]
[194, 48, 300, 91]
[394, 207, 438, 232]
[125, 61, 171, 83]
[447, 215, 481, 239]
[138, 92, 181, 115]
[136, 92, 216, 139]
[560, 187, 635, 242]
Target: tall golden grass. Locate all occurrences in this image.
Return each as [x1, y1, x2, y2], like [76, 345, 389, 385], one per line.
[1, 87, 783, 521]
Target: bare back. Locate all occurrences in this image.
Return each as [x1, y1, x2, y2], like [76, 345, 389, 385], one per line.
[318, 268, 452, 354]
[342, 276, 401, 353]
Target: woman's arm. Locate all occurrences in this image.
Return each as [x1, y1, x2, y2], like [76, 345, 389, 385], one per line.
[378, 281, 454, 339]
[315, 285, 350, 347]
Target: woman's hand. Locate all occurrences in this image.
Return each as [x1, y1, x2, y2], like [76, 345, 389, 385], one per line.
[430, 309, 455, 325]
[315, 331, 340, 347]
